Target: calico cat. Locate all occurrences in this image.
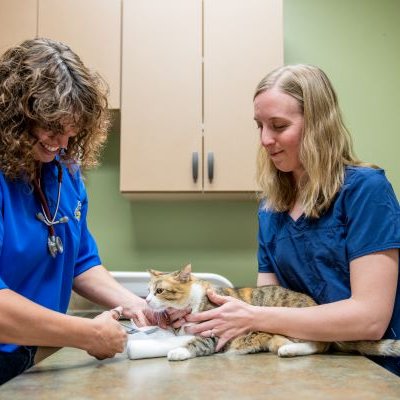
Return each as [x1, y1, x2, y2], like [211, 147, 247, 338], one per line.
[145, 264, 400, 361]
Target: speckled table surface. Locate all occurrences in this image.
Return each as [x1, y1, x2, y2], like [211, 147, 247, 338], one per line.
[1, 347, 399, 399]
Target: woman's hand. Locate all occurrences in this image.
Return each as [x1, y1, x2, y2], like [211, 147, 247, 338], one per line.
[165, 307, 192, 328]
[87, 306, 128, 360]
[119, 297, 161, 327]
[120, 297, 191, 328]
[143, 307, 191, 329]
[184, 290, 256, 351]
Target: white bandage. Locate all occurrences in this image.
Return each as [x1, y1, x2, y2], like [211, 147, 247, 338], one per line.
[127, 331, 193, 360]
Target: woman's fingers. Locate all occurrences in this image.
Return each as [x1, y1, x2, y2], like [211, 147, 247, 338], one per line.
[132, 311, 150, 327]
[185, 307, 218, 323]
[185, 293, 235, 324]
[206, 290, 230, 305]
[185, 321, 216, 335]
[110, 306, 123, 320]
[169, 307, 191, 319]
[89, 310, 128, 359]
[216, 336, 230, 352]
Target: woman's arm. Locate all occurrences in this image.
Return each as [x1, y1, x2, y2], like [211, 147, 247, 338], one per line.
[186, 249, 398, 351]
[257, 272, 279, 286]
[0, 289, 126, 359]
[73, 265, 167, 326]
[260, 249, 398, 340]
[73, 265, 146, 311]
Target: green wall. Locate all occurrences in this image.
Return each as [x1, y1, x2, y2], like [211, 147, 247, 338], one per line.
[85, 0, 400, 287]
[284, 0, 400, 192]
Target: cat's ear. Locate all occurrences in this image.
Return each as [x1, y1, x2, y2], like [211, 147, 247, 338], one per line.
[182, 263, 192, 274]
[176, 263, 192, 283]
[148, 269, 163, 276]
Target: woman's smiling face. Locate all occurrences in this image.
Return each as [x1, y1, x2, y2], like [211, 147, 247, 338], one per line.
[31, 123, 77, 163]
[254, 88, 305, 183]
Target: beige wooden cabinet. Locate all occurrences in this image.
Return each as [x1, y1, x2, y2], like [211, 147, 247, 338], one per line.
[121, 0, 202, 193]
[121, 0, 283, 195]
[37, 0, 121, 109]
[0, 0, 121, 109]
[0, 0, 37, 54]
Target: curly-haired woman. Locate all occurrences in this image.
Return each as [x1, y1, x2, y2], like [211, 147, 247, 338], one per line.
[0, 38, 158, 384]
[182, 65, 400, 376]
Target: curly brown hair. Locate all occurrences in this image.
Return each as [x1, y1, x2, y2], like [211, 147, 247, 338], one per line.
[0, 37, 110, 181]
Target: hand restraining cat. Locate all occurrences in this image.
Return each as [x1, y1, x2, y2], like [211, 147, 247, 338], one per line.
[145, 264, 400, 361]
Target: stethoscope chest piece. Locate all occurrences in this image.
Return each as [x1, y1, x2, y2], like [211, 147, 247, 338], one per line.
[34, 160, 69, 258]
[48, 235, 64, 258]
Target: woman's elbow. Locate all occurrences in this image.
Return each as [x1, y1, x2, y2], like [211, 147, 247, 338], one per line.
[362, 318, 390, 341]
[352, 298, 392, 340]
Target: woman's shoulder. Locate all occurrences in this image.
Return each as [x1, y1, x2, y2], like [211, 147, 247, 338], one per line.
[344, 165, 389, 189]
[257, 200, 283, 226]
[258, 199, 272, 215]
[0, 170, 25, 192]
[342, 166, 399, 210]
[59, 160, 83, 182]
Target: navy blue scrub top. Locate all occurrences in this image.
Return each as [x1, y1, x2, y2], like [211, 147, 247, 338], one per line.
[0, 160, 101, 352]
[258, 166, 400, 375]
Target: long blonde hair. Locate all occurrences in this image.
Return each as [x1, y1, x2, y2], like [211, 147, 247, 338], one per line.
[0, 38, 110, 181]
[255, 64, 374, 218]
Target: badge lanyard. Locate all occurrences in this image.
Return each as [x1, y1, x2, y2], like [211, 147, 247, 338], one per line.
[33, 161, 69, 257]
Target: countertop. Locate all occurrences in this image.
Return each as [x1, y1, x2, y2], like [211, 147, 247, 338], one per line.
[1, 344, 400, 399]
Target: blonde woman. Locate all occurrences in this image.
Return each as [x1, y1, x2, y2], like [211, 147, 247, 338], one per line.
[184, 65, 400, 376]
[0, 38, 161, 384]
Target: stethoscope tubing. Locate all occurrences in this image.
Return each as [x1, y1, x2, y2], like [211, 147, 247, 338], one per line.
[33, 160, 68, 239]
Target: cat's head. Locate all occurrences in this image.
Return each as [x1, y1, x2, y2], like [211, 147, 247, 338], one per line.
[146, 263, 201, 311]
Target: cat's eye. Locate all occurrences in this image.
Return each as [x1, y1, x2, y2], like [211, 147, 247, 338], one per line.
[155, 288, 164, 294]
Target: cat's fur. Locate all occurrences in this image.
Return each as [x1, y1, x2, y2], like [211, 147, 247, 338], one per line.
[146, 264, 400, 361]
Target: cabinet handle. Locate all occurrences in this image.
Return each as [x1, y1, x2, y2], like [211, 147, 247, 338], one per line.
[192, 152, 199, 183]
[207, 152, 214, 183]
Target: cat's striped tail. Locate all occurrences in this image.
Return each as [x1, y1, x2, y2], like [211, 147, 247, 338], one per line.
[333, 340, 400, 356]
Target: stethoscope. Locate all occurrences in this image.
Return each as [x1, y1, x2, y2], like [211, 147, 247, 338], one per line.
[33, 160, 69, 258]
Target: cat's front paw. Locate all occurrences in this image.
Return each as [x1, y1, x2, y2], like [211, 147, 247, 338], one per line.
[277, 342, 319, 357]
[277, 344, 297, 357]
[167, 347, 192, 361]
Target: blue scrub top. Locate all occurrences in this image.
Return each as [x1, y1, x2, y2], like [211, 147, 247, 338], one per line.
[258, 166, 400, 375]
[0, 160, 101, 352]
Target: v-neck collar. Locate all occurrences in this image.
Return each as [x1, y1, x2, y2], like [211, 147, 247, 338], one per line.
[283, 212, 308, 230]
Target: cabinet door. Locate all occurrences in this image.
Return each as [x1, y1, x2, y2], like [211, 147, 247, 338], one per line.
[0, 0, 37, 54]
[120, 0, 202, 193]
[203, 0, 283, 191]
[38, 0, 121, 109]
